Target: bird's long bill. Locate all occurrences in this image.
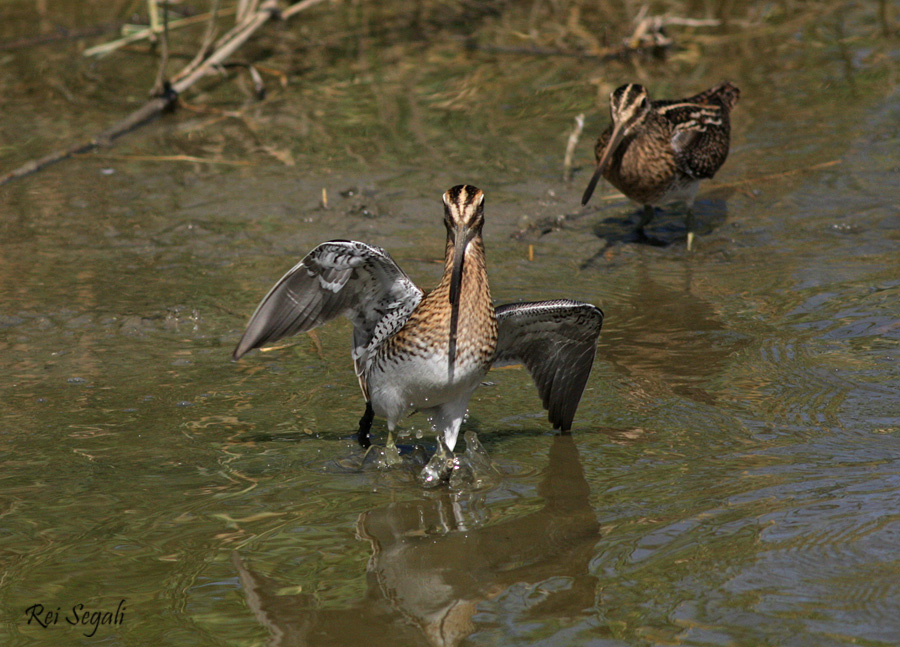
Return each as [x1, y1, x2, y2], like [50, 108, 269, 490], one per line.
[447, 225, 470, 378]
[581, 122, 626, 206]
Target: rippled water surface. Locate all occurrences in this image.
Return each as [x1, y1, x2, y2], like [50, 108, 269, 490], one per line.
[2, 2, 900, 645]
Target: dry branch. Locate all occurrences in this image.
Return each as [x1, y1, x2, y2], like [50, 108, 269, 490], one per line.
[0, 0, 327, 188]
[83, 8, 236, 58]
[562, 113, 585, 183]
[171, 0, 222, 85]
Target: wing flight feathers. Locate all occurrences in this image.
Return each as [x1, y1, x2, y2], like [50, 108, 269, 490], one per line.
[233, 241, 422, 361]
[493, 300, 603, 431]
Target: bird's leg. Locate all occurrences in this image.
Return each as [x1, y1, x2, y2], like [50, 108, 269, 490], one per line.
[685, 207, 695, 252]
[426, 397, 469, 452]
[637, 204, 654, 237]
[357, 401, 374, 449]
[383, 419, 402, 466]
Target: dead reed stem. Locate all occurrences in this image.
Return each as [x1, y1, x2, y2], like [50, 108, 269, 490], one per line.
[563, 113, 585, 183]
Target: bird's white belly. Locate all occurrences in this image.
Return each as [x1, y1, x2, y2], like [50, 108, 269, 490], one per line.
[652, 176, 700, 206]
[368, 352, 487, 427]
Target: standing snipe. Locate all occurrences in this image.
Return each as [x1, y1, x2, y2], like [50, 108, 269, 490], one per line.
[581, 81, 740, 250]
[233, 185, 603, 459]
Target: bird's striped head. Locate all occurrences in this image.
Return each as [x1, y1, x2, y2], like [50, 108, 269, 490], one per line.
[581, 84, 652, 206]
[609, 83, 651, 133]
[442, 184, 485, 234]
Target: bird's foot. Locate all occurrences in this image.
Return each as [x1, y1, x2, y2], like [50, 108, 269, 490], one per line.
[418, 432, 499, 489]
[382, 431, 402, 467]
[418, 437, 455, 487]
[357, 431, 404, 469]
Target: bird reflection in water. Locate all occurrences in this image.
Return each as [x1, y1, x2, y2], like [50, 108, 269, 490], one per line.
[232, 435, 599, 647]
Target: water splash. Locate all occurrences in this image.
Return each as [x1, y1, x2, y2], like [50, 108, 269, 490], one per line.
[449, 431, 501, 490]
[418, 437, 455, 487]
[418, 432, 500, 489]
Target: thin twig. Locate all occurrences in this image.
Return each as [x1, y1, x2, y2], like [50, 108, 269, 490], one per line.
[236, 0, 251, 23]
[83, 7, 236, 58]
[214, 0, 268, 51]
[150, 0, 170, 97]
[172, 1, 287, 95]
[237, 0, 261, 25]
[247, 65, 266, 98]
[562, 113, 584, 183]
[171, 0, 222, 85]
[91, 154, 252, 165]
[713, 160, 842, 189]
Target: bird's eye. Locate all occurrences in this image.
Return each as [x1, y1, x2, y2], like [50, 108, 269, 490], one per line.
[640, 98, 648, 109]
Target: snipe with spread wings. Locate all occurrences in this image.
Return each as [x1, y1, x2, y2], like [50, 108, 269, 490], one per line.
[233, 185, 603, 453]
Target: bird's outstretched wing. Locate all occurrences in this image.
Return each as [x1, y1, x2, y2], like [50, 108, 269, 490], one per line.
[493, 300, 604, 431]
[232, 242, 423, 381]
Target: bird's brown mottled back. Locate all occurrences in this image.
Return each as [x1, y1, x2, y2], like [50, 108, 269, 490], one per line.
[582, 81, 740, 249]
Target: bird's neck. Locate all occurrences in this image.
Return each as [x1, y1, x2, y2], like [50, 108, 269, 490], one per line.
[434, 233, 494, 331]
[439, 234, 489, 295]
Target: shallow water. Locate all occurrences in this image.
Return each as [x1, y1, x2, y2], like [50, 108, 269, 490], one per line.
[2, 2, 900, 646]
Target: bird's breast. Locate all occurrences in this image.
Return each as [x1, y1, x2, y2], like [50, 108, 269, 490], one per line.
[605, 132, 679, 205]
